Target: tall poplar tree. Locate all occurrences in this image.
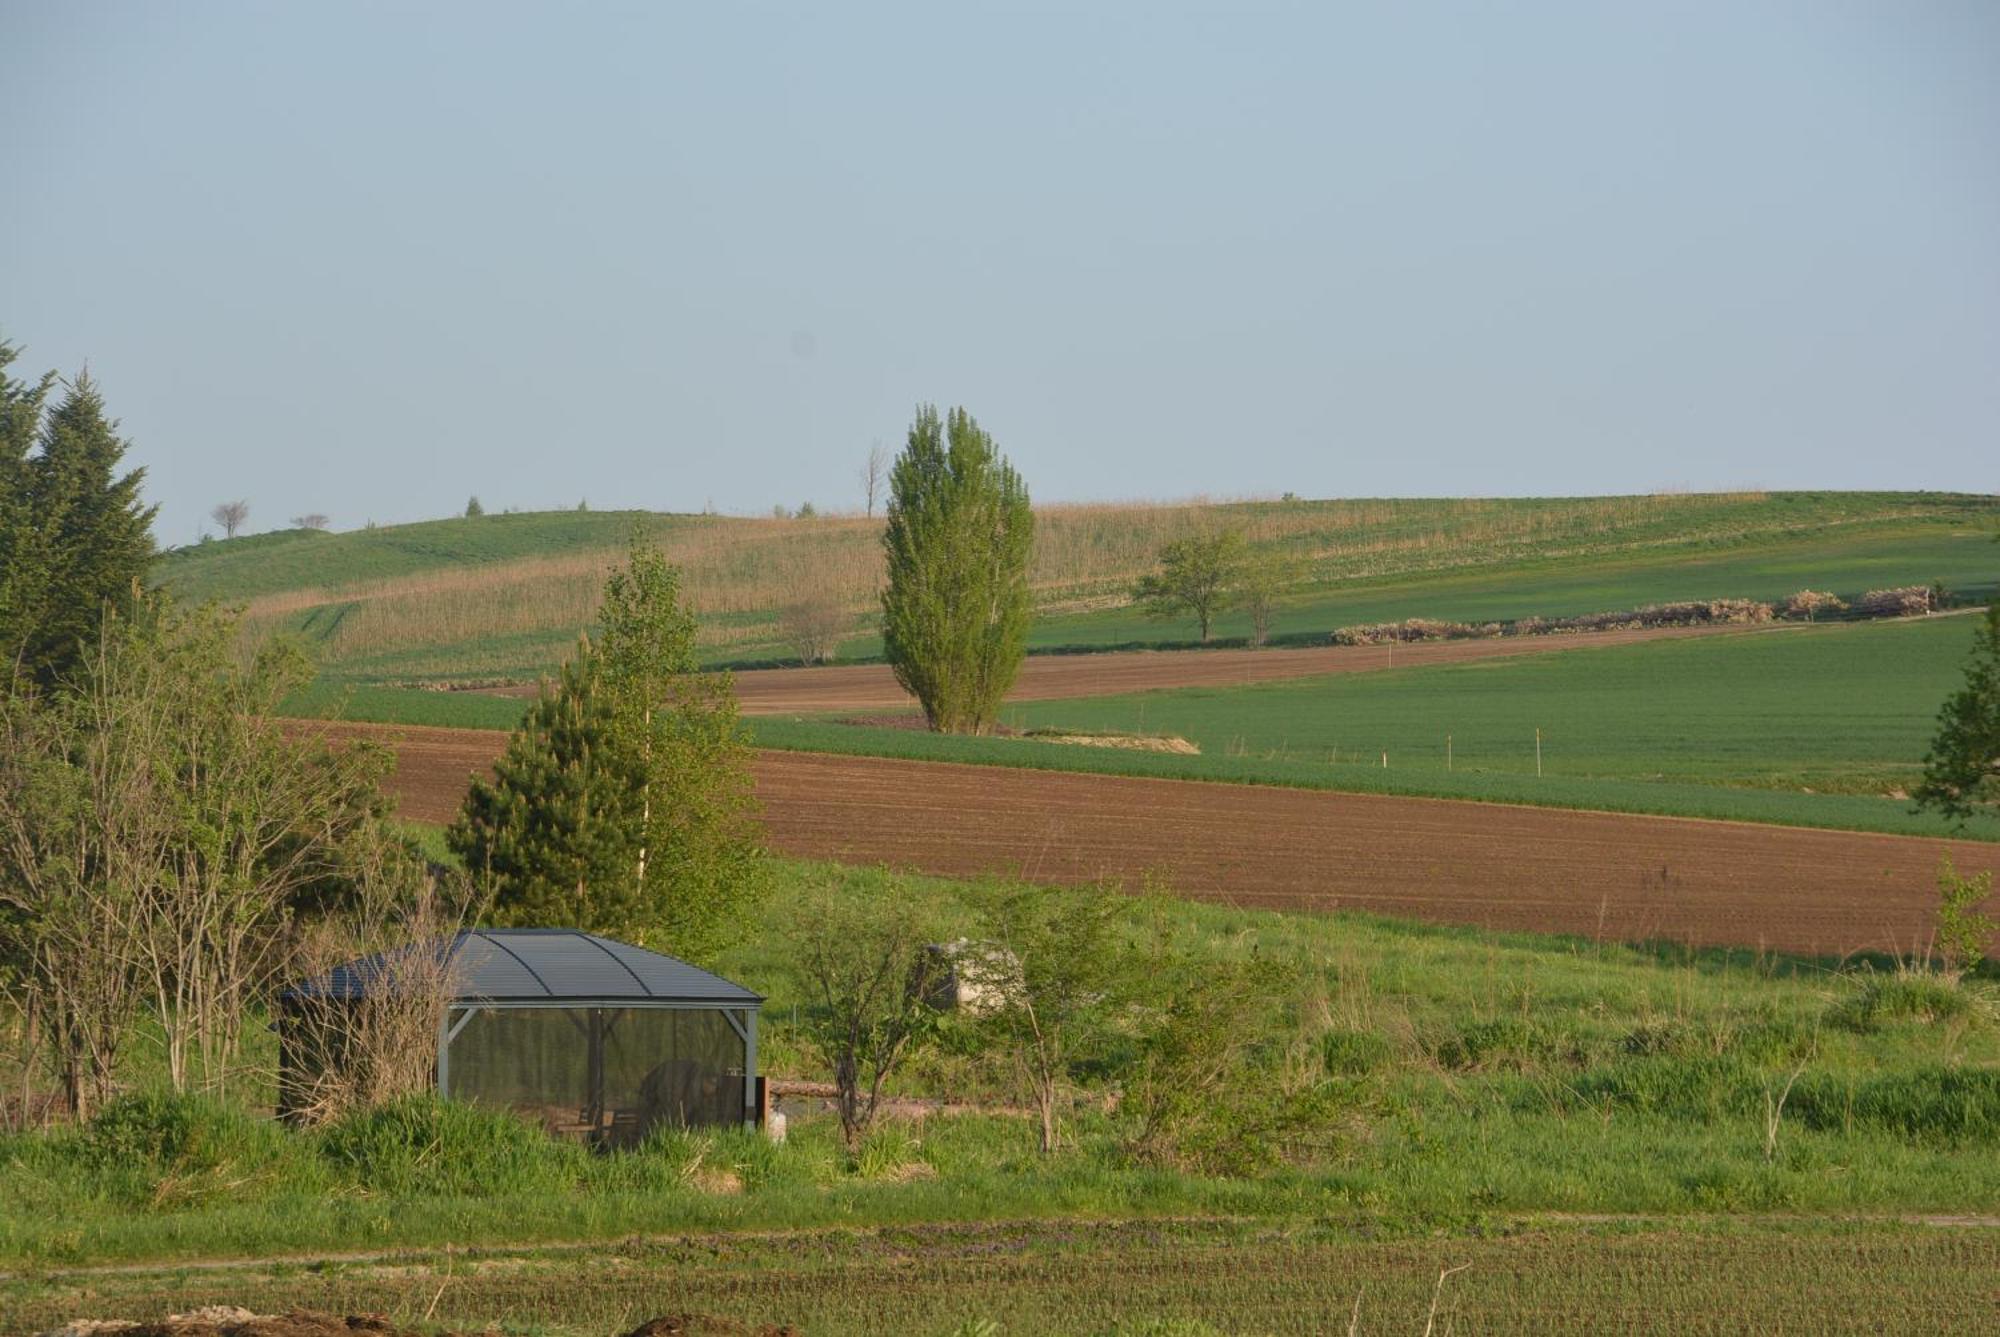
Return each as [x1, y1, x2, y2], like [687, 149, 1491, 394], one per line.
[879, 405, 1034, 734]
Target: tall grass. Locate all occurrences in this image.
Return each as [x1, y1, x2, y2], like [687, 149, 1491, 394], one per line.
[8, 857, 1995, 1273]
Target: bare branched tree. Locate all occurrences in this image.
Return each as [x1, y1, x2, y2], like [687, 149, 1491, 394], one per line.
[859, 442, 889, 519]
[211, 499, 250, 538]
[278, 842, 484, 1124]
[787, 873, 945, 1152]
[0, 598, 402, 1114]
[780, 585, 849, 665]
[292, 513, 331, 531]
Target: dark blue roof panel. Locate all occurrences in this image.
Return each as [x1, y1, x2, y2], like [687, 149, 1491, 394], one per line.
[290, 929, 761, 1005]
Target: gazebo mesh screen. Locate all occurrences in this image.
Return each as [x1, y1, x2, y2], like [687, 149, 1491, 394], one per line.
[446, 1006, 745, 1143]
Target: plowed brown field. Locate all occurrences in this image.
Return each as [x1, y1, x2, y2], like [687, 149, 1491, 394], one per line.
[485, 622, 1782, 715]
[328, 720, 1999, 957]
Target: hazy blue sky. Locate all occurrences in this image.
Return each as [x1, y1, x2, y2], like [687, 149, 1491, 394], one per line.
[4, 1, 1996, 543]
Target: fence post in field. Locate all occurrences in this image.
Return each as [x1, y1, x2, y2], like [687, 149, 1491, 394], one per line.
[1535, 727, 1542, 777]
[1447, 733, 1452, 772]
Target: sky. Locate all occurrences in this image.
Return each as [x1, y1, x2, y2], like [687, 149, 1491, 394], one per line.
[3, 1, 1997, 544]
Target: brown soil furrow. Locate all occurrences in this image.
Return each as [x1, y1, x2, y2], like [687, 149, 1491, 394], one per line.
[319, 721, 1998, 958]
[481, 621, 1786, 715]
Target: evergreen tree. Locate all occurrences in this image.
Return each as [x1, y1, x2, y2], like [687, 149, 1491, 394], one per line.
[449, 643, 652, 932]
[450, 544, 762, 960]
[0, 353, 156, 690]
[0, 340, 57, 684]
[879, 404, 1034, 734]
[1914, 596, 2000, 825]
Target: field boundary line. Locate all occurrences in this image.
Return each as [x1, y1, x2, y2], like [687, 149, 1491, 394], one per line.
[7, 1211, 1996, 1283]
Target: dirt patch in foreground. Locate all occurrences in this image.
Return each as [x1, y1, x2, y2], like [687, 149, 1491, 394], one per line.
[313, 721, 2000, 957]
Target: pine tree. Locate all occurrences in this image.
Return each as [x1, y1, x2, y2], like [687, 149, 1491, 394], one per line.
[0, 340, 57, 685]
[880, 405, 1034, 734]
[449, 544, 763, 959]
[1914, 597, 2000, 825]
[0, 356, 156, 690]
[449, 643, 652, 932]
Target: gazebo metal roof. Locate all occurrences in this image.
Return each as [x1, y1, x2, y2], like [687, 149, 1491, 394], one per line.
[287, 929, 762, 1006]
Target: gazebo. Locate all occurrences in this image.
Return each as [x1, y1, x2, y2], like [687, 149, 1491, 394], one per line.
[282, 929, 762, 1144]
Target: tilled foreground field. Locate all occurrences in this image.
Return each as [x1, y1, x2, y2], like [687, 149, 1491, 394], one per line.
[8, 1219, 1996, 1336]
[327, 721, 1999, 957]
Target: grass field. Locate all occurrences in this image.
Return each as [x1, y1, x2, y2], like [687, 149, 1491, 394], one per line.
[1004, 615, 1975, 795]
[7, 1218, 1995, 1334]
[157, 492, 1999, 680]
[5, 858, 1997, 1279]
[281, 616, 2000, 841]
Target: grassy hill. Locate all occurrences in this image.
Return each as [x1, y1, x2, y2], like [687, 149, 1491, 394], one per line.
[159, 492, 1997, 683]
[6, 857, 1998, 1256]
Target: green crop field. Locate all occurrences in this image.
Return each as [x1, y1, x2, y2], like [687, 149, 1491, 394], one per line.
[1005, 615, 1973, 794]
[4, 857, 1998, 1330]
[279, 615, 2000, 841]
[160, 492, 1998, 681]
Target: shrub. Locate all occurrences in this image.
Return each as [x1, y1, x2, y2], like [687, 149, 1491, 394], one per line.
[1329, 600, 1774, 647]
[1855, 586, 1931, 617]
[64, 1091, 305, 1207]
[316, 1095, 581, 1197]
[1321, 1028, 1393, 1076]
[1782, 590, 1846, 622]
[1935, 856, 1996, 977]
[1825, 971, 1976, 1033]
[1121, 959, 1360, 1175]
[1789, 1068, 2000, 1146]
[1431, 1018, 1586, 1072]
[1569, 1055, 1761, 1123]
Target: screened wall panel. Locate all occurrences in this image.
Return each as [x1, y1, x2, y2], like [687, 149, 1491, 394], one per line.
[445, 1007, 593, 1135]
[600, 1008, 746, 1144]
[445, 1005, 749, 1143]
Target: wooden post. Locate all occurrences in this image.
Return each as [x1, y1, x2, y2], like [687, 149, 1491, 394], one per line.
[1535, 727, 1542, 777]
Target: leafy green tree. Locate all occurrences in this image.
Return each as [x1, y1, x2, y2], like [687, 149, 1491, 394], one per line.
[0, 594, 395, 1113]
[1914, 598, 2000, 825]
[464, 496, 484, 518]
[1134, 530, 1244, 643]
[1933, 855, 1994, 978]
[786, 870, 946, 1152]
[983, 884, 1141, 1153]
[880, 404, 1034, 734]
[598, 542, 763, 960]
[451, 545, 762, 960]
[1235, 550, 1296, 648]
[0, 351, 155, 691]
